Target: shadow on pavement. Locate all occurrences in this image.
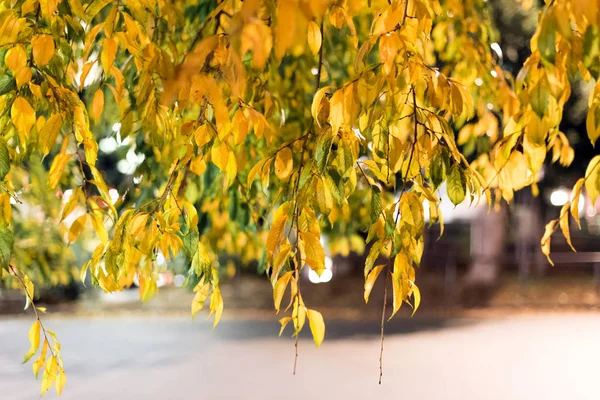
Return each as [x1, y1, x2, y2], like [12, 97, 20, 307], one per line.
[214, 317, 477, 341]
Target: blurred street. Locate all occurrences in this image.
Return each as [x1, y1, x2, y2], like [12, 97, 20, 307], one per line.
[2, 312, 600, 400]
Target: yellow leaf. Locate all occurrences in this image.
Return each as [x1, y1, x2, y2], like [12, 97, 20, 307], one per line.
[11, 96, 36, 141]
[68, 214, 87, 243]
[194, 125, 211, 147]
[5, 46, 27, 72]
[541, 220, 557, 266]
[32, 339, 48, 378]
[400, 192, 424, 230]
[190, 156, 206, 176]
[311, 85, 332, 126]
[39, 113, 63, 156]
[211, 141, 229, 170]
[130, 213, 149, 237]
[585, 155, 600, 205]
[31, 35, 55, 67]
[273, 270, 293, 313]
[23, 320, 41, 363]
[278, 316, 292, 336]
[292, 295, 307, 333]
[101, 38, 117, 75]
[55, 367, 66, 395]
[364, 264, 385, 304]
[571, 178, 585, 228]
[79, 61, 95, 91]
[274, 147, 293, 181]
[559, 204, 575, 252]
[41, 356, 58, 394]
[224, 150, 237, 188]
[191, 282, 210, 318]
[329, 88, 344, 134]
[241, 23, 273, 69]
[90, 213, 108, 242]
[91, 88, 104, 123]
[411, 282, 421, 316]
[316, 177, 333, 215]
[14, 66, 32, 89]
[307, 21, 322, 55]
[40, 0, 59, 18]
[274, 0, 296, 59]
[299, 231, 325, 275]
[306, 309, 325, 348]
[48, 152, 70, 189]
[271, 241, 292, 284]
[209, 285, 223, 328]
[390, 252, 410, 320]
[266, 203, 290, 261]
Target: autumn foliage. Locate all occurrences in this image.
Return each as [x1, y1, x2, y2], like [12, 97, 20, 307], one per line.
[0, 0, 599, 394]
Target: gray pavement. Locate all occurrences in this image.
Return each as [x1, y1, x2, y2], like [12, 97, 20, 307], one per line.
[1, 312, 599, 399]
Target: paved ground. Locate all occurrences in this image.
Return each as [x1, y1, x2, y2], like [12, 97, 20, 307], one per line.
[1, 312, 600, 400]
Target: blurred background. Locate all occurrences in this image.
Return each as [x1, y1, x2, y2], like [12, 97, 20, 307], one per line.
[2, 0, 600, 399]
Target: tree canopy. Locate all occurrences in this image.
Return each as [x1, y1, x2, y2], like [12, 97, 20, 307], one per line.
[0, 0, 599, 394]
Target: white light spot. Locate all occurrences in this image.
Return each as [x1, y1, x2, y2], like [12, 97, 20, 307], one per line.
[550, 188, 569, 207]
[308, 269, 320, 283]
[309, 256, 334, 284]
[133, 175, 143, 184]
[156, 252, 166, 266]
[490, 70, 498, 78]
[474, 77, 483, 87]
[62, 189, 73, 203]
[112, 123, 121, 132]
[491, 42, 503, 61]
[586, 205, 597, 218]
[320, 268, 333, 283]
[99, 137, 118, 154]
[117, 160, 132, 174]
[174, 274, 186, 288]
[311, 67, 319, 75]
[108, 188, 119, 205]
[487, 103, 494, 110]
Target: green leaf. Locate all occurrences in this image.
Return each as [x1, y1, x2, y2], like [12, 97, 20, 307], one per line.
[325, 171, 344, 205]
[0, 138, 10, 180]
[430, 150, 445, 189]
[191, 242, 211, 278]
[0, 226, 13, 270]
[183, 229, 200, 259]
[0, 75, 16, 96]
[298, 160, 314, 190]
[538, 14, 557, 65]
[447, 164, 466, 206]
[370, 187, 382, 223]
[315, 135, 333, 173]
[530, 75, 550, 119]
[583, 24, 600, 80]
[85, 0, 112, 21]
[364, 240, 383, 277]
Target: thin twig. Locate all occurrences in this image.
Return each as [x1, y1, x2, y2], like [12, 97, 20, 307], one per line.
[379, 268, 389, 384]
[9, 266, 58, 360]
[292, 19, 326, 376]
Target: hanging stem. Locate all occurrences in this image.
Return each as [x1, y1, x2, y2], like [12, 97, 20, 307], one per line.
[378, 267, 389, 384]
